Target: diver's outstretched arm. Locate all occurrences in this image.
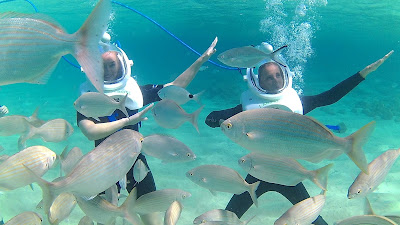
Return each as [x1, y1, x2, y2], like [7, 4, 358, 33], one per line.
[359, 50, 394, 78]
[165, 37, 218, 88]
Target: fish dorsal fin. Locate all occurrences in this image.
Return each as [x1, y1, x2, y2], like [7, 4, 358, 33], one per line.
[0, 12, 63, 29]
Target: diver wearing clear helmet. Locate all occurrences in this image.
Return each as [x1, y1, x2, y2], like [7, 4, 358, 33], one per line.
[77, 33, 218, 225]
[205, 42, 393, 225]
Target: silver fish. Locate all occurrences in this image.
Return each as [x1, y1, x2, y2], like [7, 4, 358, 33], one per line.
[164, 200, 183, 225]
[25, 129, 143, 220]
[274, 192, 326, 225]
[334, 215, 397, 225]
[217, 45, 287, 68]
[59, 146, 83, 176]
[3, 211, 42, 225]
[78, 216, 94, 225]
[74, 92, 129, 121]
[133, 158, 150, 183]
[157, 85, 204, 105]
[0, 0, 111, 93]
[142, 134, 196, 163]
[348, 148, 400, 199]
[239, 152, 333, 190]
[48, 192, 77, 225]
[193, 209, 254, 225]
[152, 99, 203, 133]
[221, 108, 375, 174]
[0, 107, 45, 136]
[186, 164, 260, 207]
[0, 145, 56, 191]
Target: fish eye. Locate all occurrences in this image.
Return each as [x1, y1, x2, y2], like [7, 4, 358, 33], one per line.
[188, 172, 193, 176]
[182, 194, 187, 199]
[186, 153, 191, 157]
[240, 159, 245, 163]
[357, 189, 362, 194]
[189, 94, 193, 98]
[140, 137, 144, 143]
[226, 123, 232, 129]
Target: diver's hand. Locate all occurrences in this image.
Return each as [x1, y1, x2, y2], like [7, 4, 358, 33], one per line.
[126, 103, 154, 126]
[0, 105, 9, 117]
[360, 50, 394, 78]
[201, 37, 218, 62]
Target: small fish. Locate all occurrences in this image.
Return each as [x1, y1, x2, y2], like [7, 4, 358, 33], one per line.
[133, 158, 150, 183]
[59, 146, 83, 176]
[74, 92, 129, 120]
[24, 129, 143, 220]
[0, 145, 56, 191]
[142, 134, 196, 163]
[48, 192, 77, 225]
[186, 164, 260, 207]
[157, 85, 204, 105]
[334, 215, 397, 225]
[164, 200, 183, 225]
[0, 107, 46, 137]
[217, 45, 287, 68]
[3, 211, 42, 225]
[78, 216, 94, 225]
[274, 191, 326, 225]
[239, 152, 333, 190]
[348, 148, 400, 199]
[0, 0, 111, 93]
[221, 108, 375, 174]
[152, 99, 204, 133]
[193, 209, 254, 225]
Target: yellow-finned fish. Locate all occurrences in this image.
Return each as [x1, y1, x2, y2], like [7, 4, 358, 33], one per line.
[0, 0, 112, 93]
[221, 108, 375, 174]
[0, 145, 56, 191]
[3, 211, 42, 225]
[347, 148, 400, 199]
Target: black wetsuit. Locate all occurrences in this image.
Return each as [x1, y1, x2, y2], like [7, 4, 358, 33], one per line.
[205, 72, 364, 225]
[77, 84, 163, 198]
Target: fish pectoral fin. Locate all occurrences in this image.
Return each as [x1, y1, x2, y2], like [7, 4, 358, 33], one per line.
[245, 131, 258, 140]
[28, 57, 59, 84]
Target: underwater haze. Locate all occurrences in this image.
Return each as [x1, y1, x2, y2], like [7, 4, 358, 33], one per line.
[1, 0, 400, 224]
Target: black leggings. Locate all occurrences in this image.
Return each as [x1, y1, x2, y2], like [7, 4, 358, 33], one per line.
[225, 174, 328, 225]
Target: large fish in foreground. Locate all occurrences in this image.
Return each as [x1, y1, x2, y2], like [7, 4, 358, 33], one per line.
[221, 108, 375, 174]
[0, 0, 111, 93]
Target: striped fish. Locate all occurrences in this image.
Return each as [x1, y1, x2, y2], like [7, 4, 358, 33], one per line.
[0, 145, 56, 191]
[334, 215, 398, 225]
[186, 164, 260, 207]
[221, 108, 375, 174]
[193, 209, 254, 225]
[59, 146, 83, 176]
[4, 211, 42, 225]
[24, 129, 143, 220]
[239, 152, 333, 190]
[0, 107, 45, 136]
[0, 0, 111, 93]
[274, 191, 326, 225]
[78, 216, 94, 225]
[48, 192, 77, 225]
[164, 201, 183, 225]
[348, 148, 400, 199]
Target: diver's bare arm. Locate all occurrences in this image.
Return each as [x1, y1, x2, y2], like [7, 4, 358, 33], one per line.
[78, 104, 153, 141]
[165, 37, 218, 88]
[359, 50, 394, 78]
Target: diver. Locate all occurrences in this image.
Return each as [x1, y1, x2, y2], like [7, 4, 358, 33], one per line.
[76, 33, 217, 225]
[0, 105, 9, 117]
[205, 42, 393, 224]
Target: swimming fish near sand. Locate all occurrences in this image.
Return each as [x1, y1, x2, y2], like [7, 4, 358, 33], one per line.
[221, 108, 375, 174]
[0, 0, 111, 93]
[158, 85, 204, 105]
[217, 45, 287, 68]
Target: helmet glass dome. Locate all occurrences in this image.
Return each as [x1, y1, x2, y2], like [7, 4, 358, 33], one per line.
[99, 42, 131, 85]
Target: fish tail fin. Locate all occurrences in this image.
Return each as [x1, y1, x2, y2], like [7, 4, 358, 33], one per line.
[345, 121, 376, 175]
[193, 90, 205, 105]
[312, 163, 333, 191]
[121, 188, 141, 223]
[190, 105, 204, 134]
[30, 106, 40, 121]
[118, 93, 129, 118]
[22, 164, 54, 218]
[72, 0, 112, 93]
[270, 45, 288, 67]
[18, 122, 37, 150]
[248, 181, 260, 207]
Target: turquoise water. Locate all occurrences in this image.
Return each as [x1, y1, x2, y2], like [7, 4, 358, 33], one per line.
[1, 0, 400, 224]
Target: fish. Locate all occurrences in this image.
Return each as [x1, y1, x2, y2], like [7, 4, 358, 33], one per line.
[59, 146, 83, 176]
[239, 152, 333, 190]
[186, 164, 260, 207]
[152, 99, 204, 133]
[220, 108, 375, 174]
[0, 107, 46, 137]
[48, 192, 77, 225]
[19, 118, 74, 149]
[3, 211, 42, 225]
[78, 216, 94, 225]
[193, 209, 255, 225]
[0, 145, 56, 191]
[142, 134, 196, 163]
[347, 148, 400, 199]
[0, 0, 111, 93]
[157, 85, 204, 105]
[74, 92, 129, 121]
[164, 200, 183, 225]
[334, 215, 398, 225]
[127, 188, 191, 215]
[274, 191, 326, 225]
[217, 45, 287, 68]
[133, 158, 150, 183]
[24, 129, 143, 220]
